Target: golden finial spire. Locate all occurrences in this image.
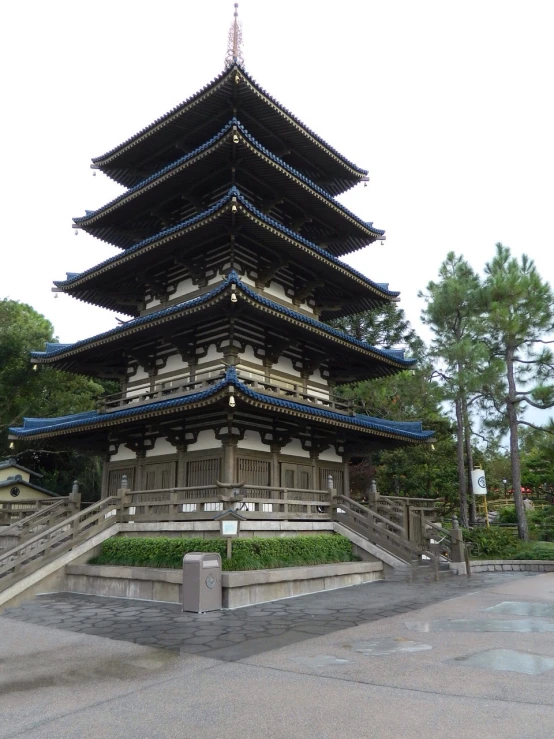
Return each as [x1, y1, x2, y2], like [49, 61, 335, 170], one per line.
[225, 3, 244, 68]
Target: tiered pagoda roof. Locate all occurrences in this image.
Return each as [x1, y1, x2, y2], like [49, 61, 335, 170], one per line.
[91, 64, 368, 196]
[10, 56, 432, 449]
[11, 368, 433, 444]
[58, 189, 397, 320]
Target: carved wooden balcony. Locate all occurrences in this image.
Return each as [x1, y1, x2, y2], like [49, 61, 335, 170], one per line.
[97, 364, 354, 415]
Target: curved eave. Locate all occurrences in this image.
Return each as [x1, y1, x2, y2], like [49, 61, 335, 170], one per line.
[75, 121, 384, 255]
[92, 65, 367, 195]
[33, 276, 415, 374]
[57, 189, 396, 314]
[9, 375, 433, 445]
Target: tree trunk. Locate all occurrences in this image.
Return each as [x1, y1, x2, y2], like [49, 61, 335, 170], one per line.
[461, 393, 477, 524]
[455, 397, 469, 527]
[506, 349, 528, 540]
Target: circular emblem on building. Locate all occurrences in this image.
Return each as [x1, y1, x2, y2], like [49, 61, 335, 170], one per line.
[205, 574, 216, 589]
[477, 476, 486, 489]
[10, 486, 20, 497]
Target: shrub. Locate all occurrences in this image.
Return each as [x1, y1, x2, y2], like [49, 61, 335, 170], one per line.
[497, 506, 518, 524]
[89, 534, 354, 571]
[513, 545, 554, 561]
[462, 527, 518, 558]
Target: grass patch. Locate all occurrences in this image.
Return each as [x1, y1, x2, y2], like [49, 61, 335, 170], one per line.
[89, 534, 355, 571]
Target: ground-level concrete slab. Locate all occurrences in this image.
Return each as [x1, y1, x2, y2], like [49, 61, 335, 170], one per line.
[3, 571, 554, 738]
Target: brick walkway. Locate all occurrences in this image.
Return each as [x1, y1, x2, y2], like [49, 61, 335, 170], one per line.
[1, 572, 530, 661]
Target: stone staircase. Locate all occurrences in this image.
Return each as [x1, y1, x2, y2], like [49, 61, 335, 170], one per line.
[0, 491, 464, 610]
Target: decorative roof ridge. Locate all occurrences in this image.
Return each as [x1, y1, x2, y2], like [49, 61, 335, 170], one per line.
[32, 278, 234, 359]
[57, 190, 235, 287]
[75, 120, 236, 225]
[10, 367, 432, 442]
[75, 120, 384, 239]
[58, 188, 396, 299]
[235, 279, 414, 366]
[92, 64, 368, 177]
[36, 272, 414, 367]
[233, 191, 395, 296]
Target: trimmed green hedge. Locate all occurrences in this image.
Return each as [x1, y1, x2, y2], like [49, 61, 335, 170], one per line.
[89, 534, 355, 571]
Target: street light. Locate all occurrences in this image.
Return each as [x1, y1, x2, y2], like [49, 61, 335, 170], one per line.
[502, 479, 508, 498]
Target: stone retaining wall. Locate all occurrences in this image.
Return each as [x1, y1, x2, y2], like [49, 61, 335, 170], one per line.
[65, 560, 383, 608]
[470, 560, 554, 573]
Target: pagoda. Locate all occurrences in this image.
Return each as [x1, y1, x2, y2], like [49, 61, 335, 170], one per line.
[10, 8, 432, 501]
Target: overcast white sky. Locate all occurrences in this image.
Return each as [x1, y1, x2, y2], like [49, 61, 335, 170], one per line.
[2, 0, 553, 355]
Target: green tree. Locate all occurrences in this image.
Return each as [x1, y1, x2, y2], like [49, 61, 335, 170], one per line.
[480, 244, 554, 539]
[0, 298, 109, 494]
[420, 252, 493, 526]
[332, 305, 457, 503]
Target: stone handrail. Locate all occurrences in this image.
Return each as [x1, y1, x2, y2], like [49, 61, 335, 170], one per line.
[122, 485, 331, 522]
[0, 497, 120, 592]
[0, 499, 74, 552]
[333, 494, 424, 564]
[0, 498, 58, 526]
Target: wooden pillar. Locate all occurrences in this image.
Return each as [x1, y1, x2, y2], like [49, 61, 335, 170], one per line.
[135, 451, 146, 490]
[309, 450, 318, 490]
[222, 435, 239, 483]
[176, 445, 187, 487]
[100, 454, 110, 499]
[343, 454, 351, 497]
[270, 443, 281, 487]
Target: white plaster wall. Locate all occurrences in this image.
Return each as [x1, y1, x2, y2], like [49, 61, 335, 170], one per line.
[128, 366, 149, 384]
[240, 344, 263, 366]
[187, 429, 220, 452]
[145, 438, 176, 458]
[319, 448, 343, 463]
[300, 301, 314, 314]
[309, 368, 328, 386]
[110, 447, 137, 462]
[164, 355, 188, 374]
[240, 274, 256, 287]
[173, 278, 195, 298]
[145, 298, 161, 309]
[273, 356, 301, 378]
[237, 430, 267, 452]
[202, 344, 224, 363]
[265, 281, 291, 303]
[280, 438, 310, 458]
[208, 274, 224, 285]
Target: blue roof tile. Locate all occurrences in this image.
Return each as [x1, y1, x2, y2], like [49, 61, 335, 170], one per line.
[74, 120, 384, 238]
[93, 64, 368, 178]
[10, 368, 433, 442]
[34, 273, 414, 367]
[58, 188, 396, 299]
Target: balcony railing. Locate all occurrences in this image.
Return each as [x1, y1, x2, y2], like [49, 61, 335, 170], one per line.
[97, 364, 354, 414]
[121, 484, 331, 521]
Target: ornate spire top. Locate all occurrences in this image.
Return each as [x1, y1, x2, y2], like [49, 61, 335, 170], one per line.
[225, 3, 244, 68]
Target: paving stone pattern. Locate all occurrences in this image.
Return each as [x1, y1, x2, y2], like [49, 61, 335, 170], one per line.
[1, 572, 531, 662]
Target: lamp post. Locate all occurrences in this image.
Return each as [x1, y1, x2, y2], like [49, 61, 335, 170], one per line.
[502, 479, 508, 501]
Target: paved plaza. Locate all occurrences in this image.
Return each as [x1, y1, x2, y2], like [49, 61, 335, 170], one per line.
[3, 572, 554, 738]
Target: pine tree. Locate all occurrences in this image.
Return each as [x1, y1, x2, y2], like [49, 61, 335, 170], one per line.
[480, 243, 554, 539]
[420, 253, 491, 526]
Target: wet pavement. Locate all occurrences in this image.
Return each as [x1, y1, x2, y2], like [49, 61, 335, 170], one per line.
[4, 571, 554, 738]
[0, 571, 528, 661]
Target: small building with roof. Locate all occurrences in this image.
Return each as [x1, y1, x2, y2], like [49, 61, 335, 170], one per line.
[0, 459, 59, 502]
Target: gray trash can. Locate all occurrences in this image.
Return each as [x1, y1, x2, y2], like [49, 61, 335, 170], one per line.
[182, 552, 222, 613]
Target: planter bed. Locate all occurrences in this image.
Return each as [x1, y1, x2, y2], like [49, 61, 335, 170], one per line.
[64, 560, 383, 608]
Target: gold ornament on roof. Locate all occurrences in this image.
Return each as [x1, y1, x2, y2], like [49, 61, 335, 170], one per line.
[225, 3, 244, 68]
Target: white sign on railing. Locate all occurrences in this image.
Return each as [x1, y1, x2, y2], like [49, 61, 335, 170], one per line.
[471, 469, 487, 496]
